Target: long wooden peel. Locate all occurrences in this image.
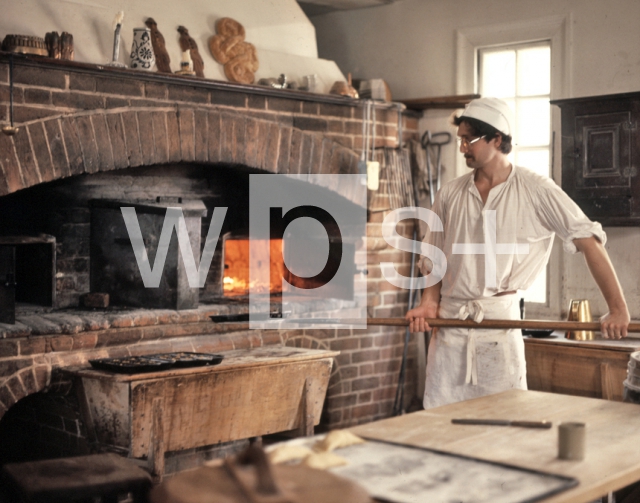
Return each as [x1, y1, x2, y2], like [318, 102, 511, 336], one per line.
[210, 314, 640, 332]
[365, 317, 640, 332]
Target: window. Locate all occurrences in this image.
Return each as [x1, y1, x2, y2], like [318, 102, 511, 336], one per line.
[478, 41, 551, 303]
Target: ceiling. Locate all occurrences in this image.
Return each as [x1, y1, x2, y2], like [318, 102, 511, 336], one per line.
[298, 0, 398, 17]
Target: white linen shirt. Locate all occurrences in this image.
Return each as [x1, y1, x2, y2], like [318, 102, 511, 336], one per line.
[418, 165, 606, 300]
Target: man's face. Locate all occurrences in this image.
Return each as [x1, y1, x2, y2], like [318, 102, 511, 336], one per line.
[457, 122, 497, 169]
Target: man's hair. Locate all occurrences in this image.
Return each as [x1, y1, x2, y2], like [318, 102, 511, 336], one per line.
[452, 115, 513, 154]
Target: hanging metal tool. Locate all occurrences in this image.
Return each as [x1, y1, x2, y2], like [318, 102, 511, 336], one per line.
[367, 101, 380, 190]
[357, 100, 370, 181]
[2, 53, 19, 136]
[392, 135, 421, 417]
[421, 131, 434, 205]
[421, 131, 452, 204]
[394, 123, 450, 415]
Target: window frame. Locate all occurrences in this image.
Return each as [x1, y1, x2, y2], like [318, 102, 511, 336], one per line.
[455, 15, 572, 318]
[478, 41, 551, 305]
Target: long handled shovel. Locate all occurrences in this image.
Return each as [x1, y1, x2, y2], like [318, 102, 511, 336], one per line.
[209, 315, 640, 333]
[339, 318, 640, 332]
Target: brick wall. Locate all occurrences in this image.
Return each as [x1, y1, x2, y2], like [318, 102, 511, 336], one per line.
[0, 54, 422, 465]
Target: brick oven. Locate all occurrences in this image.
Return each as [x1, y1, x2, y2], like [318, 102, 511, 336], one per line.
[0, 53, 420, 469]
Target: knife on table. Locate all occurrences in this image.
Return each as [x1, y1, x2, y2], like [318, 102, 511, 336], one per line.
[451, 418, 552, 428]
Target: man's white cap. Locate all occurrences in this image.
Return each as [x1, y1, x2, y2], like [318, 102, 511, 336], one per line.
[459, 97, 513, 136]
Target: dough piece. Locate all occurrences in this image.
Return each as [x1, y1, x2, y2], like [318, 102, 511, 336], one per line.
[268, 444, 313, 464]
[313, 430, 365, 452]
[302, 451, 348, 470]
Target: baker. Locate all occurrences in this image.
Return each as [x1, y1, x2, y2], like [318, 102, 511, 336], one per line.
[406, 97, 630, 409]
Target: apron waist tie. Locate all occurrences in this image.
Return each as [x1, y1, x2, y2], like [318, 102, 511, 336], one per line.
[465, 329, 478, 385]
[459, 300, 485, 386]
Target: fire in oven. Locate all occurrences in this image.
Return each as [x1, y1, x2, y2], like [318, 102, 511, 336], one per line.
[220, 232, 356, 301]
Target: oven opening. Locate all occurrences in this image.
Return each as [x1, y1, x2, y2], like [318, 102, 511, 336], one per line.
[221, 233, 355, 301]
[222, 238, 285, 297]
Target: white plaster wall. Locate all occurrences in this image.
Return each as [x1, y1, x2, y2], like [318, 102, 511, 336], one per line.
[311, 0, 640, 321]
[311, 0, 640, 100]
[0, 0, 346, 92]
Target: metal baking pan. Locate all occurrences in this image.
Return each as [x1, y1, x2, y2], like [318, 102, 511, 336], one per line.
[210, 313, 282, 323]
[522, 329, 556, 338]
[150, 352, 224, 368]
[89, 356, 174, 374]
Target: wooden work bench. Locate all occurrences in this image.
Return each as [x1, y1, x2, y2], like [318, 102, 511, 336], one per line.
[66, 346, 338, 479]
[524, 335, 640, 401]
[350, 389, 640, 503]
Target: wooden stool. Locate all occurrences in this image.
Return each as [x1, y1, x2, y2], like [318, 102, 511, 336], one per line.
[1, 453, 152, 503]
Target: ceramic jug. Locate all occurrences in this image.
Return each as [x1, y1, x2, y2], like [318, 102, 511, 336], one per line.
[565, 299, 595, 340]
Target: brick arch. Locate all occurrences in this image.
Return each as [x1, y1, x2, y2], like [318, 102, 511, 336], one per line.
[0, 362, 51, 420]
[0, 108, 360, 198]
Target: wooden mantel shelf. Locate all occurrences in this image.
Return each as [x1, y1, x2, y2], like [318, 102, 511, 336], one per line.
[399, 93, 480, 111]
[0, 51, 420, 113]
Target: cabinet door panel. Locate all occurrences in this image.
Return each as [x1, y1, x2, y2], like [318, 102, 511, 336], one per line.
[575, 111, 631, 189]
[553, 92, 640, 225]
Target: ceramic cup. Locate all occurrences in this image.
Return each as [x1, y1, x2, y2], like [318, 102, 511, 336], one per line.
[302, 74, 317, 92]
[558, 422, 586, 460]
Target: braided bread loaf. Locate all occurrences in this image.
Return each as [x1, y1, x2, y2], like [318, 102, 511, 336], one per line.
[209, 17, 259, 84]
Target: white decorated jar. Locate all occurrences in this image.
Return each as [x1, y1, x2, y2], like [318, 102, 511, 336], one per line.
[130, 27, 155, 70]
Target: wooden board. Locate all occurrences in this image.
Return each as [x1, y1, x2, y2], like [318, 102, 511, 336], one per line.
[349, 390, 640, 503]
[70, 347, 336, 382]
[129, 358, 333, 456]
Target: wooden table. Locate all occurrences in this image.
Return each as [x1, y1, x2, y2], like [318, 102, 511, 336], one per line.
[349, 389, 640, 503]
[68, 347, 338, 479]
[525, 335, 640, 401]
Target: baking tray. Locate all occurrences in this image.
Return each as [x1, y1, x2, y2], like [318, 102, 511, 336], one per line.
[150, 352, 224, 368]
[89, 356, 174, 374]
[331, 438, 578, 503]
[522, 329, 556, 338]
[268, 436, 578, 503]
[89, 353, 224, 373]
[210, 313, 281, 322]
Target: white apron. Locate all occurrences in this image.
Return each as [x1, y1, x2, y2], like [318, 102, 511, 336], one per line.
[423, 294, 527, 410]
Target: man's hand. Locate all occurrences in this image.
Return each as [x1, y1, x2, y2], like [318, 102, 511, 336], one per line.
[406, 303, 438, 333]
[600, 310, 630, 339]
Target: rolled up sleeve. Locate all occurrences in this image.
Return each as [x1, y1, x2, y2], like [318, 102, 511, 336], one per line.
[534, 178, 607, 254]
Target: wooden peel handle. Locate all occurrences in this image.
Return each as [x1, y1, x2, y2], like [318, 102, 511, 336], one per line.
[366, 318, 640, 332]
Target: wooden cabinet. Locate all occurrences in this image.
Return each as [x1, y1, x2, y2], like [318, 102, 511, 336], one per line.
[552, 92, 640, 226]
[524, 336, 640, 401]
